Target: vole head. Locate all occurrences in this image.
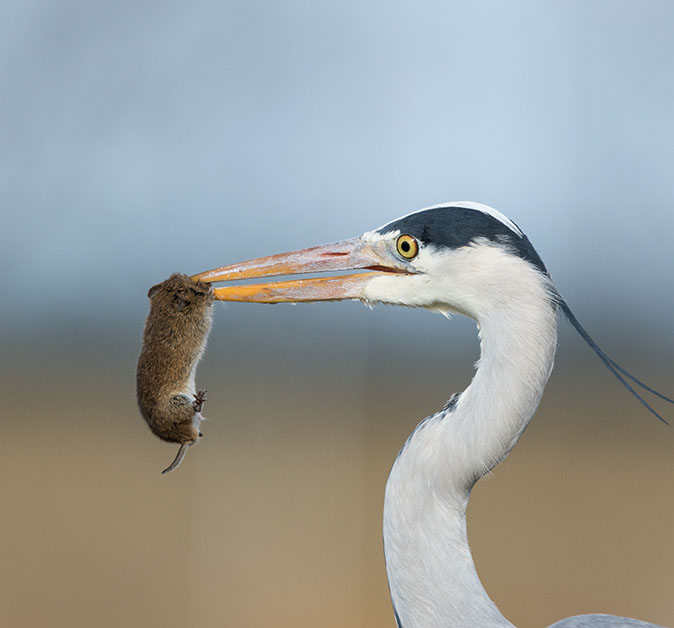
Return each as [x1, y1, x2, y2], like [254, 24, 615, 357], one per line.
[148, 273, 214, 314]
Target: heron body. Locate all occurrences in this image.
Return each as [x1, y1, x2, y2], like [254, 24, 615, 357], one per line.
[193, 203, 671, 628]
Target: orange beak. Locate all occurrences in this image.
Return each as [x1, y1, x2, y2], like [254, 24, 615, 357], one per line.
[191, 237, 409, 303]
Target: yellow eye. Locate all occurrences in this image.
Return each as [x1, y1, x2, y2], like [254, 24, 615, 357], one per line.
[396, 234, 419, 259]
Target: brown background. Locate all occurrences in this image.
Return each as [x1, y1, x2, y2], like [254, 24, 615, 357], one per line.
[3, 303, 672, 628]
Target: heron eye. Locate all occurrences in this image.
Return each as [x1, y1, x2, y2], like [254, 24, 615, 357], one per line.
[396, 234, 419, 259]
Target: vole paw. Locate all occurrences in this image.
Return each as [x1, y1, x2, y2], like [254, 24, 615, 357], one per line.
[193, 389, 207, 412]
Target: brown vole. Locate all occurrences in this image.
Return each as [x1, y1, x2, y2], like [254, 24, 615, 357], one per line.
[137, 273, 214, 474]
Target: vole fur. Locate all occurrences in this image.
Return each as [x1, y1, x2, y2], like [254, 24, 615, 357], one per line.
[136, 273, 214, 473]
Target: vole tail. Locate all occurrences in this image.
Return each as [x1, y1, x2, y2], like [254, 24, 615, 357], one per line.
[161, 442, 190, 474]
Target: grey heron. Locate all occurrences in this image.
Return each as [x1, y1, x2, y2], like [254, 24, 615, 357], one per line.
[192, 202, 671, 628]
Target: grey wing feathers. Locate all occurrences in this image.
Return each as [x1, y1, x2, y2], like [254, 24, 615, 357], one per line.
[549, 615, 665, 628]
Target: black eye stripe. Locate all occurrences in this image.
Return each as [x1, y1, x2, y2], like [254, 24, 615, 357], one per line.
[380, 207, 547, 275]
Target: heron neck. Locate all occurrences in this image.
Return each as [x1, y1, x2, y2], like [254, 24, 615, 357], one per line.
[383, 296, 558, 628]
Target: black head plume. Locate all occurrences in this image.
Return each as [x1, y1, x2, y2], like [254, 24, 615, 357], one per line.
[556, 297, 672, 425]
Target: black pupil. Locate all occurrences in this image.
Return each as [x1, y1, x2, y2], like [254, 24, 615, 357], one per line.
[401, 240, 410, 252]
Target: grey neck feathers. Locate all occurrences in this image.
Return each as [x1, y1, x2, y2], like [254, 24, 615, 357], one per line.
[383, 280, 558, 628]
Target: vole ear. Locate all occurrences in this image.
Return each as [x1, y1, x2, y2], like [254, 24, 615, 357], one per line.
[148, 283, 162, 300]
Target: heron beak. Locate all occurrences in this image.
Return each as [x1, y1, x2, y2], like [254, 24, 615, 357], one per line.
[191, 237, 407, 303]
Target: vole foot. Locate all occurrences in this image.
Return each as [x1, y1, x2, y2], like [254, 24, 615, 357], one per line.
[193, 390, 207, 412]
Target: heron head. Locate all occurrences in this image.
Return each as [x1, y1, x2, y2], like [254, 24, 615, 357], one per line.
[192, 202, 550, 319]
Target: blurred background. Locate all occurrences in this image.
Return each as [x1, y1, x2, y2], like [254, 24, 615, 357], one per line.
[2, 1, 673, 626]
